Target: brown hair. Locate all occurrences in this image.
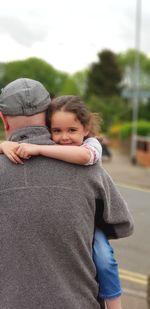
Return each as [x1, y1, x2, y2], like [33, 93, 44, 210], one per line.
[48, 95, 101, 138]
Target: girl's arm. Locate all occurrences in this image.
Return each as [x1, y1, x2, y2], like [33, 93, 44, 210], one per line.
[16, 137, 102, 165]
[16, 143, 92, 165]
[1, 137, 102, 166]
[0, 141, 24, 164]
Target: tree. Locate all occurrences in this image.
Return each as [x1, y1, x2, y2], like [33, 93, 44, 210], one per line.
[86, 95, 131, 132]
[117, 49, 150, 94]
[72, 69, 88, 97]
[0, 58, 70, 97]
[86, 49, 122, 97]
[117, 49, 150, 123]
[60, 76, 79, 95]
[0, 58, 86, 98]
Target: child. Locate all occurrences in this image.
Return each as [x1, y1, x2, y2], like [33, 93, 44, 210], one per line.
[0, 95, 122, 309]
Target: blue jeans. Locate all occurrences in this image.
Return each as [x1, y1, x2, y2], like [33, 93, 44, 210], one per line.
[93, 228, 122, 299]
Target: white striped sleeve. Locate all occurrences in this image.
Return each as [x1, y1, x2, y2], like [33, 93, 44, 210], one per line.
[81, 137, 102, 165]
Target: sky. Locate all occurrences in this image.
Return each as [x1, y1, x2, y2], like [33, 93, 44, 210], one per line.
[0, 0, 149, 74]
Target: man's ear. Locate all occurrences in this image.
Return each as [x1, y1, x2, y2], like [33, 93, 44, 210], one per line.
[0, 112, 9, 131]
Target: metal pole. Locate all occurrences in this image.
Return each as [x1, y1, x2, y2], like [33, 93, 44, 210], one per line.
[147, 275, 150, 308]
[131, 0, 142, 164]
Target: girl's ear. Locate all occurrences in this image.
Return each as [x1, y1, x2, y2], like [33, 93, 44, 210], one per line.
[84, 128, 90, 138]
[0, 113, 9, 131]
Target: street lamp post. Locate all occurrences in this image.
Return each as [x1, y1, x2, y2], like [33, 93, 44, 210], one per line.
[131, 0, 142, 164]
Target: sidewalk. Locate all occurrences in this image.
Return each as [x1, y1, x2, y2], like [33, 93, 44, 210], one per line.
[102, 149, 150, 191]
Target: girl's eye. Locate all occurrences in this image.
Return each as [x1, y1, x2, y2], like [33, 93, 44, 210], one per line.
[69, 128, 77, 132]
[51, 128, 61, 133]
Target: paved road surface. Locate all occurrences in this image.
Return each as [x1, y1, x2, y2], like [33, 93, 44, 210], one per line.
[111, 185, 150, 309]
[111, 185, 150, 275]
[102, 151, 150, 308]
[103, 149, 150, 190]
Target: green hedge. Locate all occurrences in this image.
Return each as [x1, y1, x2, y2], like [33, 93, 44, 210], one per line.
[119, 122, 132, 139]
[110, 120, 150, 140]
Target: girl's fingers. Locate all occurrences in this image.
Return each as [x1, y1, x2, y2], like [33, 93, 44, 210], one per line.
[15, 148, 24, 158]
[16, 149, 28, 159]
[7, 154, 18, 164]
[16, 146, 26, 158]
[16, 144, 32, 159]
[9, 152, 24, 164]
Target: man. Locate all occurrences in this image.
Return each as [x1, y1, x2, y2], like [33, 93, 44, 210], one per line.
[0, 78, 134, 309]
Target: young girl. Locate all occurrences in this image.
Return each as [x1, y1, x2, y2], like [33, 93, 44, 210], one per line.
[0, 95, 122, 309]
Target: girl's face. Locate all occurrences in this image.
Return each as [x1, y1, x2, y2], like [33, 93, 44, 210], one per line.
[50, 110, 89, 146]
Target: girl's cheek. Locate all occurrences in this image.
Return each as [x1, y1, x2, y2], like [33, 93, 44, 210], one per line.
[53, 135, 61, 144]
[51, 134, 56, 142]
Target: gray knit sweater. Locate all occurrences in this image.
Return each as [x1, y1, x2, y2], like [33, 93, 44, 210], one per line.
[0, 126, 134, 309]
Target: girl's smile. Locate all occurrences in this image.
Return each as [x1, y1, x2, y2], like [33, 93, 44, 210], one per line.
[51, 111, 89, 146]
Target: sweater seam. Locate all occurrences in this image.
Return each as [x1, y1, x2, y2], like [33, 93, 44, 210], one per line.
[0, 185, 95, 196]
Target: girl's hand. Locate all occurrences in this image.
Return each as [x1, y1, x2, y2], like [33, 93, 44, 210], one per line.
[16, 143, 40, 159]
[0, 141, 24, 164]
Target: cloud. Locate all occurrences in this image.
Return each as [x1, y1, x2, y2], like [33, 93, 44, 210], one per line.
[0, 0, 150, 73]
[0, 16, 48, 47]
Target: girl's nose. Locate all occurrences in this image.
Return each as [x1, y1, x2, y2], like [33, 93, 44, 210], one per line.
[61, 132, 69, 140]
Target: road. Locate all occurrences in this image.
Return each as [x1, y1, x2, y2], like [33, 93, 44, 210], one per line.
[102, 150, 150, 307]
[110, 185, 150, 308]
[111, 185, 150, 274]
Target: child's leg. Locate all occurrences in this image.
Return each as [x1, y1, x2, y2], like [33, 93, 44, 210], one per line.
[105, 297, 122, 309]
[93, 228, 122, 308]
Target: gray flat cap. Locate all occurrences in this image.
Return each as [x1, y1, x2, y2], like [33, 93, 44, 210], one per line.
[0, 78, 51, 116]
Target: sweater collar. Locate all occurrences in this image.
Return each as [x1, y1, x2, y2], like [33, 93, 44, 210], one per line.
[8, 126, 54, 145]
